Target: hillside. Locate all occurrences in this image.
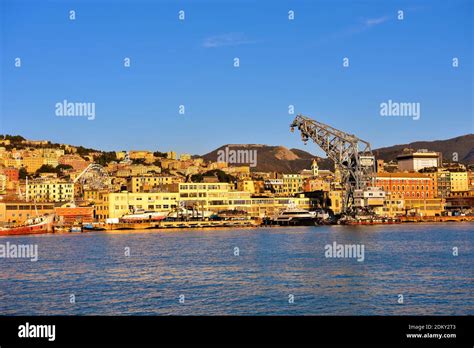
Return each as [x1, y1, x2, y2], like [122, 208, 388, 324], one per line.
[201, 134, 474, 173]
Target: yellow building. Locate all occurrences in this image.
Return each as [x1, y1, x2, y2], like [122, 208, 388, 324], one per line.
[449, 171, 469, 192]
[179, 182, 309, 217]
[224, 166, 251, 177]
[237, 180, 255, 193]
[282, 174, 303, 195]
[166, 151, 177, 160]
[115, 151, 127, 160]
[0, 173, 6, 194]
[404, 198, 444, 216]
[43, 157, 59, 167]
[304, 177, 330, 192]
[26, 181, 74, 202]
[0, 201, 55, 224]
[179, 153, 192, 161]
[22, 156, 44, 173]
[328, 190, 343, 214]
[94, 183, 312, 221]
[129, 151, 155, 164]
[105, 191, 180, 219]
[128, 175, 174, 192]
[2, 157, 20, 168]
[374, 193, 405, 217]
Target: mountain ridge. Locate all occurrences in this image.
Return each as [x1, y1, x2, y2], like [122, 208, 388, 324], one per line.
[200, 134, 474, 173]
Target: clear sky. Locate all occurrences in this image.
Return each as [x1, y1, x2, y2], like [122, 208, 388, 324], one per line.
[1, 0, 473, 156]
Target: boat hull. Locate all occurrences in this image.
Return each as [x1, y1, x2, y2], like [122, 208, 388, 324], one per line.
[0, 216, 54, 236]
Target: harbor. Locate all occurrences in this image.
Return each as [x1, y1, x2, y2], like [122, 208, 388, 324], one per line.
[1, 223, 472, 315]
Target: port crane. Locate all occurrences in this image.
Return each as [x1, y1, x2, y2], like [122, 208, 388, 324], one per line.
[290, 114, 376, 215]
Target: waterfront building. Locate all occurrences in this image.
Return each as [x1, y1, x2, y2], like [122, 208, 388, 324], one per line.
[375, 172, 435, 199]
[445, 190, 474, 211]
[353, 187, 385, 209]
[375, 172, 443, 216]
[0, 201, 55, 224]
[396, 149, 440, 172]
[54, 206, 94, 226]
[179, 182, 310, 217]
[26, 180, 74, 203]
[99, 191, 180, 220]
[374, 193, 405, 217]
[404, 198, 445, 216]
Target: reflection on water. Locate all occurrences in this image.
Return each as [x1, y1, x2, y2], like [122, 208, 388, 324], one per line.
[0, 224, 472, 315]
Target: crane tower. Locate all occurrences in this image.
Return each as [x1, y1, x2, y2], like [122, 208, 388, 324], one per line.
[290, 114, 376, 214]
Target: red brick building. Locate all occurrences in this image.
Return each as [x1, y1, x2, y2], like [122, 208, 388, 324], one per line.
[374, 172, 435, 199]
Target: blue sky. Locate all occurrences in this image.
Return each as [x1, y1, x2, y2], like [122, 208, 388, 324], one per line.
[1, 0, 473, 156]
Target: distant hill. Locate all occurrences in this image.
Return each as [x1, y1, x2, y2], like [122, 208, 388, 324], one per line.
[201, 144, 326, 173]
[372, 134, 474, 164]
[201, 134, 474, 173]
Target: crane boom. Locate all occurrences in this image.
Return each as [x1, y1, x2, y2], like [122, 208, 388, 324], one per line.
[290, 114, 375, 214]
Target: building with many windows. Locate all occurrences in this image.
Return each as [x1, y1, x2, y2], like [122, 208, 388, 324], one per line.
[397, 149, 440, 172]
[128, 175, 174, 192]
[449, 170, 469, 192]
[26, 181, 74, 202]
[0, 201, 55, 224]
[375, 172, 435, 199]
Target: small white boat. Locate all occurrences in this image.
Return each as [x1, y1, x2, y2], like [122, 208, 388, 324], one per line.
[70, 226, 82, 233]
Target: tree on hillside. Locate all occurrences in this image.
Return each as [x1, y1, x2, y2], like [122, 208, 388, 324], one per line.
[96, 152, 118, 166]
[19, 167, 27, 180]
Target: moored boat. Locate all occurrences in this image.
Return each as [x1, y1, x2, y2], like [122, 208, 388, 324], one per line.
[70, 225, 82, 233]
[0, 215, 54, 236]
[272, 208, 318, 226]
[120, 209, 168, 222]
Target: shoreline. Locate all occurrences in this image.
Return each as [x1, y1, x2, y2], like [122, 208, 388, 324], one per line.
[1, 219, 473, 238]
